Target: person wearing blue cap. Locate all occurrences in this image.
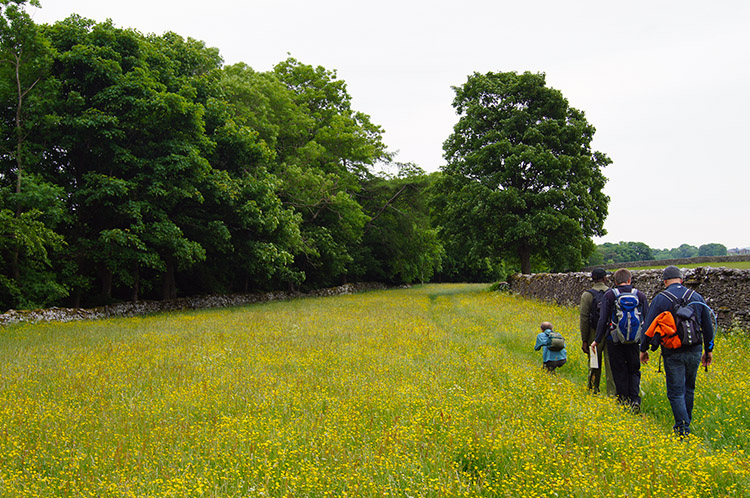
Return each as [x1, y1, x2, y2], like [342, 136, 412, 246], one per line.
[640, 265, 715, 437]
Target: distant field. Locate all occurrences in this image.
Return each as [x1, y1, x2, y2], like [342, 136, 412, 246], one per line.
[1, 285, 748, 497]
[629, 261, 750, 270]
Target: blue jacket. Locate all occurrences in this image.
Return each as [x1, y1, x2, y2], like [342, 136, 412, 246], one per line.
[534, 329, 567, 362]
[640, 283, 714, 355]
[594, 284, 649, 344]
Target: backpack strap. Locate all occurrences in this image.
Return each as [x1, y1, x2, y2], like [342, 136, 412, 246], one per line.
[544, 329, 553, 345]
[683, 289, 695, 304]
[661, 290, 678, 305]
[662, 289, 693, 306]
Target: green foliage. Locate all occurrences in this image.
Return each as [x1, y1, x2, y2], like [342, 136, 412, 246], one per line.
[436, 71, 610, 274]
[0, 0, 67, 309]
[593, 242, 729, 265]
[356, 163, 443, 284]
[594, 241, 654, 265]
[671, 243, 699, 259]
[698, 243, 727, 257]
[0, 205, 66, 308]
[267, 58, 390, 287]
[0, 8, 447, 309]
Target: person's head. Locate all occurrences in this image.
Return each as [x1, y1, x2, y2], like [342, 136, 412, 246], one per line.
[662, 265, 683, 287]
[540, 321, 553, 331]
[613, 268, 632, 286]
[591, 268, 608, 282]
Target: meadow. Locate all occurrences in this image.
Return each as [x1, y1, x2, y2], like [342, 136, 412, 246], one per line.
[629, 261, 750, 271]
[1, 284, 749, 497]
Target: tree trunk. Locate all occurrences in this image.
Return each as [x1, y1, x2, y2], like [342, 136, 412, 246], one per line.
[519, 246, 532, 274]
[131, 264, 140, 302]
[15, 54, 24, 200]
[11, 246, 20, 282]
[161, 259, 177, 300]
[99, 267, 113, 300]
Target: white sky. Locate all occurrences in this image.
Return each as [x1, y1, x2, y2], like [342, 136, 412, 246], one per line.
[30, 0, 750, 250]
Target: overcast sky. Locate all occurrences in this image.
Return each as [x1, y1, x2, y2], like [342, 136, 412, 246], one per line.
[30, 0, 750, 250]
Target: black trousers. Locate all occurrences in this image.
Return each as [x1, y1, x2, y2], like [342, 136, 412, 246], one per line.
[608, 342, 641, 406]
[543, 358, 567, 372]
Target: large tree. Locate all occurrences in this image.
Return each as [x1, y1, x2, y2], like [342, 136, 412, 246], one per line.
[698, 243, 727, 257]
[437, 71, 610, 274]
[41, 19, 302, 302]
[271, 58, 388, 287]
[0, 0, 67, 308]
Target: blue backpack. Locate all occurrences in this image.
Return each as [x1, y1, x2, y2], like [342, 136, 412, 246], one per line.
[610, 288, 643, 344]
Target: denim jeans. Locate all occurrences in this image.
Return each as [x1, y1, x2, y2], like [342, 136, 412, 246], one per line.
[663, 349, 702, 435]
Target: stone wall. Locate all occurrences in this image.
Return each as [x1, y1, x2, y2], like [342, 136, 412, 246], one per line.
[508, 267, 750, 329]
[0, 282, 386, 327]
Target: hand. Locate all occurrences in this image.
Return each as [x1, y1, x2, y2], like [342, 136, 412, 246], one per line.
[701, 352, 713, 367]
[640, 351, 649, 364]
[581, 341, 589, 354]
[590, 341, 598, 353]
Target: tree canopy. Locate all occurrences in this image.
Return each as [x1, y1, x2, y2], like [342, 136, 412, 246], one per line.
[434, 71, 610, 274]
[590, 241, 729, 265]
[0, 4, 445, 309]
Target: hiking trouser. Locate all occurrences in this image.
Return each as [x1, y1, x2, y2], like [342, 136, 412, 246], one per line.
[604, 346, 616, 396]
[608, 342, 641, 407]
[588, 342, 615, 395]
[663, 349, 702, 435]
[543, 359, 566, 372]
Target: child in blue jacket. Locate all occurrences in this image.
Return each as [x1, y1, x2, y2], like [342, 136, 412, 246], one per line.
[534, 321, 567, 372]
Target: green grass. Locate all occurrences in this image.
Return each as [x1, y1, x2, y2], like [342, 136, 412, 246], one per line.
[628, 261, 750, 270]
[0, 284, 748, 497]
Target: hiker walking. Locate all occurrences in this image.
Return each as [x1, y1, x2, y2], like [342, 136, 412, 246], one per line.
[591, 268, 648, 412]
[534, 321, 567, 372]
[580, 268, 615, 395]
[640, 265, 715, 437]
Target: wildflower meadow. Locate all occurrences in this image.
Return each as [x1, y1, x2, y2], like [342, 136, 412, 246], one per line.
[1, 284, 748, 497]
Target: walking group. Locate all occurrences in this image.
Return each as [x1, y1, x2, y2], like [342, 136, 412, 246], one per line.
[534, 265, 715, 437]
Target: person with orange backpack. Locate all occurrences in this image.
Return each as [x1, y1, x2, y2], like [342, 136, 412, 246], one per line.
[640, 265, 715, 437]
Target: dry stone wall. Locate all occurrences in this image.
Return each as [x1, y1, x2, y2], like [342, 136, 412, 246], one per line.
[0, 282, 386, 327]
[508, 267, 750, 329]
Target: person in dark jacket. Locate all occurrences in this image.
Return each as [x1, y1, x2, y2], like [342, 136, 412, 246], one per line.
[591, 268, 648, 412]
[640, 265, 714, 437]
[580, 268, 614, 395]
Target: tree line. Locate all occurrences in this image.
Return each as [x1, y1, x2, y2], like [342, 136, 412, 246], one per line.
[1, 1, 610, 310]
[589, 241, 728, 266]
